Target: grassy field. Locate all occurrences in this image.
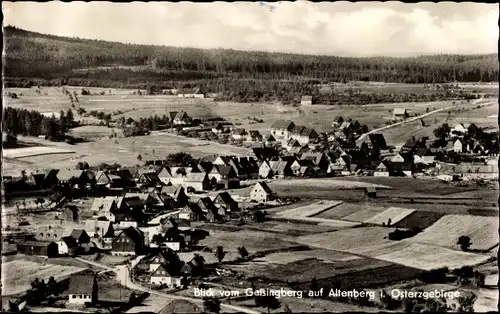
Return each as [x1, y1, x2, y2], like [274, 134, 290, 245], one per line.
[275, 200, 342, 218]
[251, 249, 362, 265]
[3, 146, 75, 159]
[375, 243, 493, 270]
[339, 205, 388, 222]
[1, 259, 86, 296]
[411, 215, 499, 251]
[3, 133, 250, 173]
[363, 207, 416, 225]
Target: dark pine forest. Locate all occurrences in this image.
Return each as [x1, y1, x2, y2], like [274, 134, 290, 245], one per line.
[3, 26, 499, 104]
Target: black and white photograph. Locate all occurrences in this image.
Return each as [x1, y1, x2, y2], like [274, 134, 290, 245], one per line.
[1, 1, 499, 313]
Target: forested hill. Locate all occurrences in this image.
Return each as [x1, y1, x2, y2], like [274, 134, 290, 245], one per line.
[3, 26, 499, 89]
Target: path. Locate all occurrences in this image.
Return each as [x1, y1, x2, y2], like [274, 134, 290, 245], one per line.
[356, 97, 488, 144]
[74, 258, 260, 314]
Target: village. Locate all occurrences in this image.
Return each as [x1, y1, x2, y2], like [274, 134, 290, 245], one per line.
[2, 99, 499, 312]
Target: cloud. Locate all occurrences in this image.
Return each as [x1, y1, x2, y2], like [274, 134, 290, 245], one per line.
[2, 1, 498, 56]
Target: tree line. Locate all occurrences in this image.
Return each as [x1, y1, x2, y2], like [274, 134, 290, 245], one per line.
[4, 26, 498, 89]
[3, 107, 75, 143]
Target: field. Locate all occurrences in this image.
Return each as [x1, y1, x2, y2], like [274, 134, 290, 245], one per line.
[1, 259, 86, 296]
[3, 146, 75, 159]
[411, 215, 499, 251]
[340, 206, 388, 222]
[393, 211, 445, 229]
[375, 243, 493, 270]
[3, 132, 250, 173]
[275, 200, 343, 218]
[251, 249, 362, 265]
[363, 207, 416, 225]
[248, 221, 340, 236]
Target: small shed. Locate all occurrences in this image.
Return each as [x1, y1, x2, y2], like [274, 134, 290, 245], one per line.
[364, 186, 376, 198]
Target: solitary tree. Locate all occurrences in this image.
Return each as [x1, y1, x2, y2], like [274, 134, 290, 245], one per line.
[260, 295, 281, 313]
[137, 154, 143, 162]
[457, 291, 477, 312]
[457, 236, 472, 251]
[215, 246, 226, 264]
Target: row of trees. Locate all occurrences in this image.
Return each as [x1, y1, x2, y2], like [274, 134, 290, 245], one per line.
[3, 107, 75, 141]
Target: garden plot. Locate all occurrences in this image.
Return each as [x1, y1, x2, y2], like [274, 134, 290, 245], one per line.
[375, 243, 493, 271]
[364, 207, 416, 225]
[411, 215, 499, 251]
[3, 146, 75, 159]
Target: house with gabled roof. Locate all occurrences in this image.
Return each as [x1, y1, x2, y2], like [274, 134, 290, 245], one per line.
[56, 169, 88, 187]
[360, 133, 387, 151]
[111, 226, 145, 256]
[84, 219, 114, 249]
[231, 128, 247, 140]
[28, 168, 58, 189]
[289, 125, 319, 145]
[178, 203, 205, 221]
[250, 181, 277, 203]
[259, 160, 273, 179]
[301, 95, 313, 106]
[264, 134, 277, 146]
[414, 147, 435, 165]
[184, 173, 210, 191]
[213, 192, 239, 212]
[196, 197, 217, 214]
[68, 273, 98, 305]
[271, 120, 295, 139]
[374, 161, 390, 177]
[158, 167, 174, 185]
[149, 249, 178, 272]
[171, 111, 190, 125]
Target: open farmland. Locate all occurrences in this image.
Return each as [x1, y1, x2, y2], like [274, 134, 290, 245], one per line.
[3, 133, 250, 173]
[363, 207, 416, 225]
[251, 249, 362, 265]
[339, 205, 388, 222]
[375, 243, 494, 270]
[275, 200, 343, 218]
[393, 211, 445, 230]
[1, 259, 86, 296]
[411, 215, 499, 251]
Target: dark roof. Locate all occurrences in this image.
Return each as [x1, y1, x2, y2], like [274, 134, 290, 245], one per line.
[197, 197, 216, 211]
[70, 229, 87, 240]
[215, 192, 236, 205]
[252, 147, 279, 161]
[367, 133, 387, 150]
[255, 181, 274, 195]
[57, 170, 84, 181]
[61, 236, 78, 248]
[119, 227, 144, 243]
[68, 273, 96, 295]
[232, 128, 247, 135]
[151, 263, 176, 278]
[271, 120, 295, 130]
[248, 130, 262, 138]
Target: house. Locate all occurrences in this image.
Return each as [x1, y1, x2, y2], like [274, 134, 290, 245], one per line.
[35, 226, 72, 242]
[453, 139, 463, 153]
[391, 161, 414, 177]
[158, 167, 175, 185]
[361, 134, 387, 151]
[111, 227, 145, 256]
[56, 169, 88, 188]
[270, 120, 295, 139]
[330, 155, 351, 175]
[137, 172, 161, 188]
[178, 203, 205, 221]
[149, 250, 175, 272]
[289, 125, 319, 145]
[210, 122, 224, 134]
[68, 273, 98, 305]
[150, 263, 182, 287]
[171, 111, 190, 125]
[90, 197, 118, 216]
[184, 173, 210, 191]
[451, 123, 468, 135]
[393, 108, 408, 119]
[259, 161, 273, 179]
[301, 95, 313, 106]
[252, 147, 279, 162]
[231, 128, 247, 140]
[213, 155, 233, 166]
[70, 229, 92, 252]
[374, 161, 390, 177]
[17, 241, 59, 257]
[339, 121, 354, 136]
[264, 134, 277, 146]
[213, 192, 239, 212]
[95, 171, 122, 189]
[84, 220, 115, 249]
[390, 153, 406, 163]
[196, 197, 217, 214]
[57, 236, 78, 256]
[414, 147, 435, 165]
[246, 130, 263, 142]
[181, 255, 206, 277]
[250, 181, 277, 203]
[27, 168, 58, 189]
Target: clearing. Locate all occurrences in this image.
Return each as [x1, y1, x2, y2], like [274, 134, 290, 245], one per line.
[1, 259, 86, 296]
[411, 215, 499, 251]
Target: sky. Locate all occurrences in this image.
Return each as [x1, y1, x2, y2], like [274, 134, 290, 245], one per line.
[2, 1, 498, 57]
